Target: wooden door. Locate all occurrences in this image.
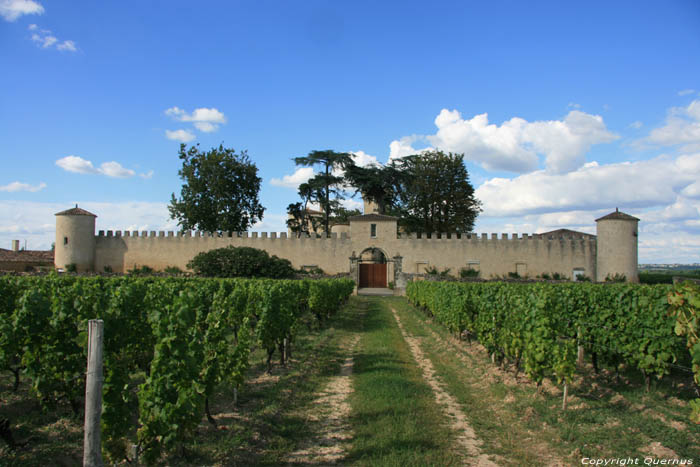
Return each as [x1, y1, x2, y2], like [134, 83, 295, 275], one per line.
[359, 263, 387, 288]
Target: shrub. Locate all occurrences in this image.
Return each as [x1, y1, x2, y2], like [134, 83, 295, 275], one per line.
[605, 273, 627, 283]
[163, 266, 184, 276]
[187, 246, 295, 278]
[539, 273, 551, 280]
[128, 265, 155, 276]
[552, 272, 568, 281]
[575, 274, 591, 282]
[103, 265, 113, 273]
[65, 263, 77, 273]
[507, 271, 520, 279]
[459, 267, 479, 278]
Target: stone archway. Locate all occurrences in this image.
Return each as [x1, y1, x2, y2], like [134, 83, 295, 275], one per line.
[358, 247, 388, 288]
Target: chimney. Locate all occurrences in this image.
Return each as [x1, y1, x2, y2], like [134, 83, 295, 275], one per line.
[12, 240, 20, 252]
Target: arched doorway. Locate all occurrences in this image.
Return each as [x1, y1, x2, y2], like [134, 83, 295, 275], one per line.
[358, 247, 388, 288]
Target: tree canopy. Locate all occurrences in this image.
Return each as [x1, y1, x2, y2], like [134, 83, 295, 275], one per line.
[169, 144, 265, 232]
[291, 150, 354, 236]
[344, 150, 481, 234]
[392, 150, 481, 234]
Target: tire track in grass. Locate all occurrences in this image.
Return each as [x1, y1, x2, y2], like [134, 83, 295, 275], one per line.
[285, 335, 360, 465]
[391, 307, 498, 467]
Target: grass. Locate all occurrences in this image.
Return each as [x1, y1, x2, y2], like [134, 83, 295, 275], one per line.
[345, 297, 461, 466]
[388, 296, 700, 465]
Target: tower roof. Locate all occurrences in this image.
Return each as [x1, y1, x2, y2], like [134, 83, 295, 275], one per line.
[595, 208, 639, 222]
[55, 204, 97, 217]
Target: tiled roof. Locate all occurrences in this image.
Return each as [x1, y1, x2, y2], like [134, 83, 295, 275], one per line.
[348, 214, 398, 222]
[537, 228, 595, 238]
[55, 205, 97, 217]
[0, 248, 54, 263]
[595, 210, 639, 222]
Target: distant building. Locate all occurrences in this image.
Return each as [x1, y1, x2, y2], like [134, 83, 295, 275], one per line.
[0, 240, 54, 272]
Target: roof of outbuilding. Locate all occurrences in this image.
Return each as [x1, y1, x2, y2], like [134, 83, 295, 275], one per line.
[348, 213, 398, 222]
[55, 205, 97, 217]
[537, 228, 595, 238]
[595, 209, 639, 222]
[0, 248, 54, 263]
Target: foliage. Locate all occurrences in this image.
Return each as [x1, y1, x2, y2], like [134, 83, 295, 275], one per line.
[0, 275, 355, 462]
[128, 265, 155, 276]
[163, 265, 185, 276]
[391, 150, 482, 234]
[407, 281, 685, 391]
[507, 271, 520, 279]
[65, 263, 77, 273]
[575, 274, 591, 282]
[169, 143, 265, 233]
[343, 163, 404, 215]
[459, 267, 479, 278]
[187, 246, 295, 279]
[605, 273, 627, 283]
[293, 150, 354, 236]
[668, 281, 700, 423]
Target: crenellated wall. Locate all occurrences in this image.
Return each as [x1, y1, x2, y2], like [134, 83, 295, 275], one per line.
[92, 228, 596, 280]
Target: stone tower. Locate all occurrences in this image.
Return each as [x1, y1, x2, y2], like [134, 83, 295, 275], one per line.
[595, 209, 639, 283]
[55, 205, 97, 272]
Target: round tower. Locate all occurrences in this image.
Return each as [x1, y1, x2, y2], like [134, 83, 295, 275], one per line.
[595, 209, 639, 283]
[55, 205, 97, 272]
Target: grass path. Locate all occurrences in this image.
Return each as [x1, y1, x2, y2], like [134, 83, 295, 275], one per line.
[387, 296, 700, 466]
[390, 306, 498, 466]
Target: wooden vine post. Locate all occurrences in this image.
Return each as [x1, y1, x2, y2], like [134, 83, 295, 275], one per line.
[83, 319, 104, 467]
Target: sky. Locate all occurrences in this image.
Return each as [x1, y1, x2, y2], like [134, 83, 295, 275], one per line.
[1, 0, 699, 263]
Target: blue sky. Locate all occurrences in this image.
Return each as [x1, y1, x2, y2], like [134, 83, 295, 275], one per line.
[1, 0, 699, 263]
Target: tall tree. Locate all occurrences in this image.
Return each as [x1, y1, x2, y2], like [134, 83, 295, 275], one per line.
[293, 150, 354, 236]
[393, 150, 481, 234]
[344, 163, 403, 215]
[169, 143, 265, 232]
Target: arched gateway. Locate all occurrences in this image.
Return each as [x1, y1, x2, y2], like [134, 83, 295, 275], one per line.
[358, 247, 388, 288]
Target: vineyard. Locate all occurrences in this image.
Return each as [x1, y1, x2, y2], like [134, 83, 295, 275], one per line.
[407, 280, 700, 420]
[0, 275, 354, 464]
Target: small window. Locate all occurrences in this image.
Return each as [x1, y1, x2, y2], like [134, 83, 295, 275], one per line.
[370, 223, 377, 238]
[63, 237, 68, 245]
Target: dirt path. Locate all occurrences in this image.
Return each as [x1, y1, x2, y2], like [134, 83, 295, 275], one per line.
[285, 335, 360, 465]
[390, 307, 498, 467]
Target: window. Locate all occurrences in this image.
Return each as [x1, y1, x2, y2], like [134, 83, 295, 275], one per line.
[63, 237, 68, 245]
[370, 223, 377, 238]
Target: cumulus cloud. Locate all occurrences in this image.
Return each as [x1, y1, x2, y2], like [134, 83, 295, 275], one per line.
[475, 153, 700, 217]
[270, 167, 314, 189]
[0, 181, 46, 192]
[55, 156, 137, 178]
[644, 100, 700, 151]
[165, 106, 227, 133]
[419, 108, 618, 174]
[388, 135, 432, 161]
[0, 0, 43, 21]
[29, 24, 77, 52]
[165, 129, 196, 142]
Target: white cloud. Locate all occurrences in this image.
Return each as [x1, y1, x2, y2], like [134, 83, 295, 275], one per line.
[56, 155, 99, 174]
[29, 25, 77, 52]
[475, 153, 700, 217]
[0, 0, 43, 21]
[421, 108, 618, 174]
[99, 161, 135, 178]
[388, 135, 432, 161]
[349, 150, 380, 167]
[644, 100, 700, 151]
[568, 102, 581, 109]
[0, 181, 46, 192]
[628, 121, 643, 129]
[56, 40, 76, 52]
[55, 156, 138, 178]
[139, 170, 154, 180]
[165, 106, 227, 133]
[165, 129, 196, 142]
[270, 167, 315, 189]
[678, 89, 696, 96]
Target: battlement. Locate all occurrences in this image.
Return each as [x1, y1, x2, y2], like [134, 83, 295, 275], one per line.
[95, 230, 595, 243]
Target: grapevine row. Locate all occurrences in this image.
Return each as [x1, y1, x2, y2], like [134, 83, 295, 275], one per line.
[406, 281, 690, 391]
[0, 275, 354, 463]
